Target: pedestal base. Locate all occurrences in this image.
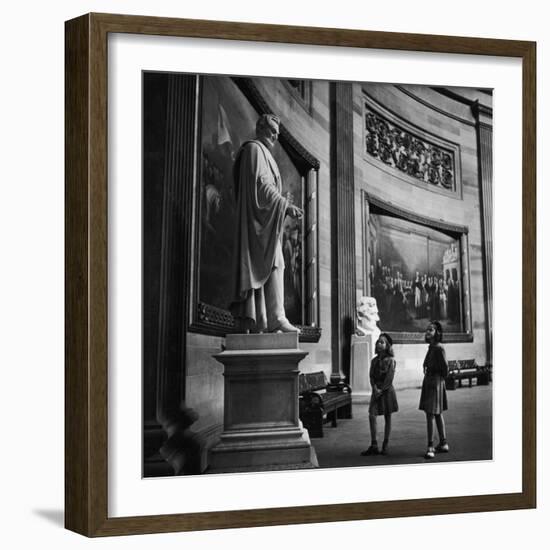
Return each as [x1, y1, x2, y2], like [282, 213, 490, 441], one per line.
[208, 422, 318, 473]
[350, 333, 375, 401]
[208, 333, 318, 473]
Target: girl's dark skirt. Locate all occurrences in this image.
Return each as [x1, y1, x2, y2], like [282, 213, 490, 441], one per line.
[369, 387, 399, 416]
[419, 375, 448, 414]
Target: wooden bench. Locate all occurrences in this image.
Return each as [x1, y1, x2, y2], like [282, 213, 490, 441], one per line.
[445, 359, 492, 390]
[298, 371, 352, 438]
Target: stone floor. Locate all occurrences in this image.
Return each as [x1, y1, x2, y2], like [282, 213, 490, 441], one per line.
[311, 384, 492, 469]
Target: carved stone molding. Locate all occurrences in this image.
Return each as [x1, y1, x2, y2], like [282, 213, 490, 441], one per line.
[194, 302, 321, 342]
[197, 302, 236, 330]
[298, 325, 322, 343]
[363, 92, 462, 198]
[364, 105, 456, 190]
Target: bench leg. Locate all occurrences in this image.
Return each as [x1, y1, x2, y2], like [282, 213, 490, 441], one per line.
[301, 410, 324, 438]
[330, 411, 337, 428]
[477, 374, 489, 385]
[337, 403, 353, 419]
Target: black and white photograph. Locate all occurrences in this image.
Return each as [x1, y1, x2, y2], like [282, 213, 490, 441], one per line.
[4, 0, 544, 546]
[143, 73, 493, 476]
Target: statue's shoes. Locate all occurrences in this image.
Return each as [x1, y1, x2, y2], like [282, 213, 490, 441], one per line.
[271, 320, 301, 333]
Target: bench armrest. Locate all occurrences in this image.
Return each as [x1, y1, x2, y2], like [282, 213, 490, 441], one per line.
[301, 391, 324, 409]
[327, 381, 352, 393]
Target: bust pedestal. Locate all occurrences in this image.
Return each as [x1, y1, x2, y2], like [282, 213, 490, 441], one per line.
[208, 333, 318, 473]
[350, 333, 377, 401]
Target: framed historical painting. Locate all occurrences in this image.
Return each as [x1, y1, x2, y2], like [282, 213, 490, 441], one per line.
[65, 13, 536, 537]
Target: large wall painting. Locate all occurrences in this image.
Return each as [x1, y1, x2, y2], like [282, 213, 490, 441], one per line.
[363, 193, 473, 342]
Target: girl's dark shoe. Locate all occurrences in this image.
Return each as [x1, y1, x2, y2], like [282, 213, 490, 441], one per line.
[360, 445, 379, 456]
[435, 442, 450, 453]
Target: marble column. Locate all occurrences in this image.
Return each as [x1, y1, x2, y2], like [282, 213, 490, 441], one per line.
[144, 73, 201, 476]
[330, 81, 356, 384]
[472, 101, 493, 366]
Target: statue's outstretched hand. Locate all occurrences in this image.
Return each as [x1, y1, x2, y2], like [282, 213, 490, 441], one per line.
[286, 204, 303, 219]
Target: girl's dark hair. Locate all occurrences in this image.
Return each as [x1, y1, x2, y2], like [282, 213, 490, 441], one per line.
[378, 332, 394, 356]
[430, 320, 443, 343]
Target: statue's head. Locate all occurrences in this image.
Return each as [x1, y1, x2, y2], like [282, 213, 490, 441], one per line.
[357, 296, 380, 324]
[356, 296, 380, 335]
[256, 114, 280, 149]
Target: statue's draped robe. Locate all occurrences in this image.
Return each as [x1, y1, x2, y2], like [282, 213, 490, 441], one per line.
[230, 140, 288, 329]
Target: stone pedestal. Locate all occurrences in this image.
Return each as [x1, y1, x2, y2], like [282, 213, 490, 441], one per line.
[208, 333, 318, 473]
[350, 334, 375, 402]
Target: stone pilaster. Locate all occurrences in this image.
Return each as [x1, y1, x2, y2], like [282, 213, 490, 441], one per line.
[330, 82, 356, 383]
[472, 101, 493, 365]
[144, 73, 201, 476]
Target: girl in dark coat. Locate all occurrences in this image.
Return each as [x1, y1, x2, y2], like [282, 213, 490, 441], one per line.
[419, 321, 450, 459]
[361, 333, 399, 456]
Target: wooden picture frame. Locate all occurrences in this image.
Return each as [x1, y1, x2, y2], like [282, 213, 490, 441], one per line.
[65, 12, 536, 537]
